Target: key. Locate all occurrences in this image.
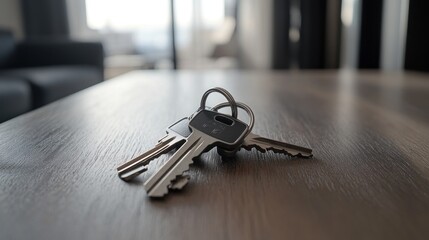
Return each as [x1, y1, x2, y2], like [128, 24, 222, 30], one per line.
[212, 102, 313, 158]
[118, 87, 239, 181]
[117, 117, 191, 181]
[240, 132, 313, 157]
[169, 174, 190, 190]
[144, 109, 249, 197]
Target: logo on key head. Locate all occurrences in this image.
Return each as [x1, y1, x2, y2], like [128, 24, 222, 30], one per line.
[211, 128, 222, 135]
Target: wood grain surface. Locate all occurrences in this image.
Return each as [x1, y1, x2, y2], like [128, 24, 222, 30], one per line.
[1, 70, 429, 240]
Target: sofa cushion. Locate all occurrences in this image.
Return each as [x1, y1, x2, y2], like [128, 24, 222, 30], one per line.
[0, 29, 15, 69]
[2, 65, 102, 107]
[0, 77, 32, 123]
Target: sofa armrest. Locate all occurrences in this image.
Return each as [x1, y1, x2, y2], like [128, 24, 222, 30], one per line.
[13, 40, 104, 79]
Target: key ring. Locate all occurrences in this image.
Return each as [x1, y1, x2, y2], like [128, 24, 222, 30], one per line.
[199, 87, 238, 119]
[212, 101, 255, 158]
[211, 101, 255, 135]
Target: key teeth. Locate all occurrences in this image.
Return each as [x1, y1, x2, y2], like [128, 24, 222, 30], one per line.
[241, 144, 267, 153]
[266, 147, 313, 158]
[169, 174, 190, 190]
[147, 160, 195, 198]
[241, 144, 313, 158]
[268, 147, 312, 158]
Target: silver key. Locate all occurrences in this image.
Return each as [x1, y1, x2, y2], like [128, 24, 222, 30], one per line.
[212, 102, 313, 158]
[144, 109, 249, 197]
[117, 117, 191, 181]
[118, 87, 240, 183]
[241, 132, 312, 157]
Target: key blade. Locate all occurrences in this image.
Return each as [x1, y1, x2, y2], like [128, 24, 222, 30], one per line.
[242, 133, 313, 158]
[117, 134, 172, 172]
[144, 133, 211, 197]
[117, 134, 184, 181]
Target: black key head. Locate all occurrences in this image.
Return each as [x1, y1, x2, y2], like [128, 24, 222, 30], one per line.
[189, 109, 249, 149]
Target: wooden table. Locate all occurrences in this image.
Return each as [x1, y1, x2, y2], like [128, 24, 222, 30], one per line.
[1, 70, 428, 240]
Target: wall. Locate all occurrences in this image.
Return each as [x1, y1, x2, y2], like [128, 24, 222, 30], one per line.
[0, 0, 24, 38]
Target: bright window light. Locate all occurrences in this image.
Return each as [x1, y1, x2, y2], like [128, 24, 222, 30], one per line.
[86, 0, 224, 31]
[86, 0, 170, 31]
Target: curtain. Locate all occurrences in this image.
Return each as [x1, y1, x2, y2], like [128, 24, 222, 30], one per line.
[21, 0, 70, 39]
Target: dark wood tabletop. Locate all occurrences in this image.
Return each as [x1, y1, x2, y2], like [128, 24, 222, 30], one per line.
[1, 70, 429, 240]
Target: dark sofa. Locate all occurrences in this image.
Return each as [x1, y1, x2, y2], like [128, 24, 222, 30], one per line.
[0, 29, 104, 123]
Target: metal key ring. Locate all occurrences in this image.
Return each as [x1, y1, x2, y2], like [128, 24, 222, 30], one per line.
[199, 87, 238, 119]
[212, 101, 255, 135]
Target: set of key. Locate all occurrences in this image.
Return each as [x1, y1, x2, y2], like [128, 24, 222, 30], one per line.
[117, 87, 313, 197]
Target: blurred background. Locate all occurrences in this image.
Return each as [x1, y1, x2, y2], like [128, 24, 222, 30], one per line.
[0, 0, 428, 122]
